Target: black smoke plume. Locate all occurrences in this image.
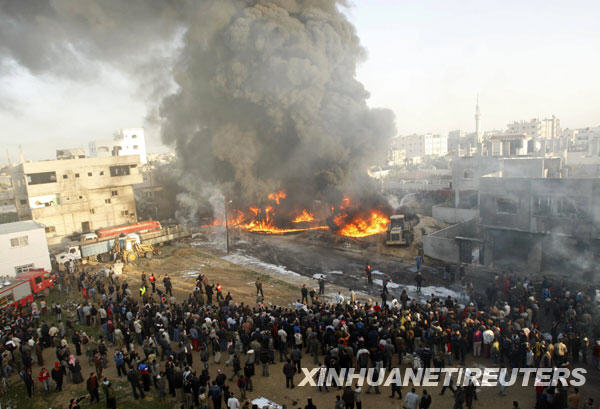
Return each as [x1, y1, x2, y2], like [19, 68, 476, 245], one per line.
[160, 0, 396, 210]
[1, 0, 396, 217]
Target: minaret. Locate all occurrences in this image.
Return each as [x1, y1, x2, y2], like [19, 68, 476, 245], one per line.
[475, 94, 482, 143]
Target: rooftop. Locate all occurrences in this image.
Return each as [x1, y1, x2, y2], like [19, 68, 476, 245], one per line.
[0, 220, 45, 235]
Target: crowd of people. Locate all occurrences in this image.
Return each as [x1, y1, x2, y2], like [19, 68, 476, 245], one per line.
[0, 259, 599, 409]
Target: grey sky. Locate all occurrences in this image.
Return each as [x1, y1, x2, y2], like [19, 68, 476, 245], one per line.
[1, 0, 599, 162]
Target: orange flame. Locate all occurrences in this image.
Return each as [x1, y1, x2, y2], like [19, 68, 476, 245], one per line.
[267, 190, 286, 205]
[335, 210, 390, 238]
[331, 196, 390, 237]
[292, 209, 315, 223]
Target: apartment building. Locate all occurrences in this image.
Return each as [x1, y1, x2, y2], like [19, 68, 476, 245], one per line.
[10, 155, 142, 245]
[506, 116, 561, 139]
[89, 128, 147, 164]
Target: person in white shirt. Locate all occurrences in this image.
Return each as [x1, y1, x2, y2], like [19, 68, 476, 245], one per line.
[405, 387, 420, 409]
[227, 393, 240, 409]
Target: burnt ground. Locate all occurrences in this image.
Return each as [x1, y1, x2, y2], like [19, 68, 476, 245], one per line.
[202, 227, 466, 305]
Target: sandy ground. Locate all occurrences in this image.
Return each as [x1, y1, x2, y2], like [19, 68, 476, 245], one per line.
[11, 242, 600, 409]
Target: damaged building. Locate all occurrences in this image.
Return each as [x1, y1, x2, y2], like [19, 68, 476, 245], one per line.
[425, 157, 600, 274]
[10, 155, 142, 245]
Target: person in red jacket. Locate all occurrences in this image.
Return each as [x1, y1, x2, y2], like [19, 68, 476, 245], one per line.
[38, 367, 50, 395]
[593, 340, 600, 370]
[149, 273, 156, 293]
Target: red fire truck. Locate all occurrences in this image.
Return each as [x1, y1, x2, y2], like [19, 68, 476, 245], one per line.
[0, 269, 54, 309]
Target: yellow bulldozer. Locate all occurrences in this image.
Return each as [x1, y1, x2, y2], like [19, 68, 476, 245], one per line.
[113, 235, 157, 264]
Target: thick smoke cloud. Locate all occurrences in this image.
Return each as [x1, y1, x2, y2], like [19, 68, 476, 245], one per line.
[161, 0, 396, 207]
[1, 0, 396, 213]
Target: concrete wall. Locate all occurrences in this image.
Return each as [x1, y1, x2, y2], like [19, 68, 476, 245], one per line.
[424, 219, 481, 264]
[432, 205, 478, 224]
[424, 233, 459, 264]
[0, 223, 51, 277]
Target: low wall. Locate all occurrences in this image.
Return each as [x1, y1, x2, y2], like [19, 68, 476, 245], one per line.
[423, 234, 459, 264]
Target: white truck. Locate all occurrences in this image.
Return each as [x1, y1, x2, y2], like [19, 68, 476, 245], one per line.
[55, 224, 189, 264]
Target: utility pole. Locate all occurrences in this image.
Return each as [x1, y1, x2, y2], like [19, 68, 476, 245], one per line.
[224, 197, 230, 254]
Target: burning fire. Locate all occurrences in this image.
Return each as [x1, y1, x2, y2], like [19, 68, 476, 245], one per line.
[201, 191, 389, 237]
[292, 209, 315, 223]
[331, 196, 390, 238]
[333, 210, 390, 238]
[241, 203, 326, 234]
[267, 190, 286, 205]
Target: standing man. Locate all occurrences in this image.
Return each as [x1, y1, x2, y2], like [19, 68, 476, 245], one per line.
[127, 366, 145, 399]
[318, 276, 325, 295]
[415, 272, 423, 293]
[416, 255, 423, 271]
[87, 372, 100, 403]
[365, 264, 373, 285]
[51, 362, 64, 391]
[163, 274, 172, 297]
[216, 283, 224, 303]
[301, 284, 308, 304]
[405, 387, 420, 409]
[38, 367, 50, 395]
[420, 390, 432, 409]
[283, 359, 296, 389]
[227, 392, 240, 409]
[149, 273, 156, 293]
[255, 277, 264, 297]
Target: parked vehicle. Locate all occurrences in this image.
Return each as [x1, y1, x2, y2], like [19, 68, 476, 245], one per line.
[385, 214, 413, 246]
[54, 223, 189, 264]
[0, 268, 54, 308]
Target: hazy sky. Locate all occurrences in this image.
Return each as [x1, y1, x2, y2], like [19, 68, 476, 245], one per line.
[1, 0, 599, 162]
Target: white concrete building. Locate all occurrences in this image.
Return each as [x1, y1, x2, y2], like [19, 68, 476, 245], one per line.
[89, 128, 147, 164]
[394, 133, 448, 160]
[506, 116, 561, 139]
[10, 156, 142, 245]
[0, 221, 51, 277]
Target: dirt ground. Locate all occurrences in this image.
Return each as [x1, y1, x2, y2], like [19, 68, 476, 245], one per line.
[10, 242, 600, 409]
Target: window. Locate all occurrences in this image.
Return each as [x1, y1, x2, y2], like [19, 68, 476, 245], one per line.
[10, 236, 28, 247]
[463, 169, 474, 179]
[19, 199, 27, 205]
[100, 171, 104, 176]
[15, 264, 34, 274]
[79, 195, 83, 199]
[133, 145, 139, 149]
[45, 226, 56, 233]
[88, 172, 92, 177]
[105, 199, 111, 204]
[75, 173, 80, 178]
[556, 196, 587, 219]
[496, 198, 519, 214]
[121, 210, 129, 216]
[63, 174, 68, 179]
[90, 209, 95, 214]
[111, 190, 118, 196]
[132, 134, 137, 139]
[533, 196, 552, 216]
[26, 171, 57, 185]
[109, 165, 130, 177]
[34, 276, 42, 284]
